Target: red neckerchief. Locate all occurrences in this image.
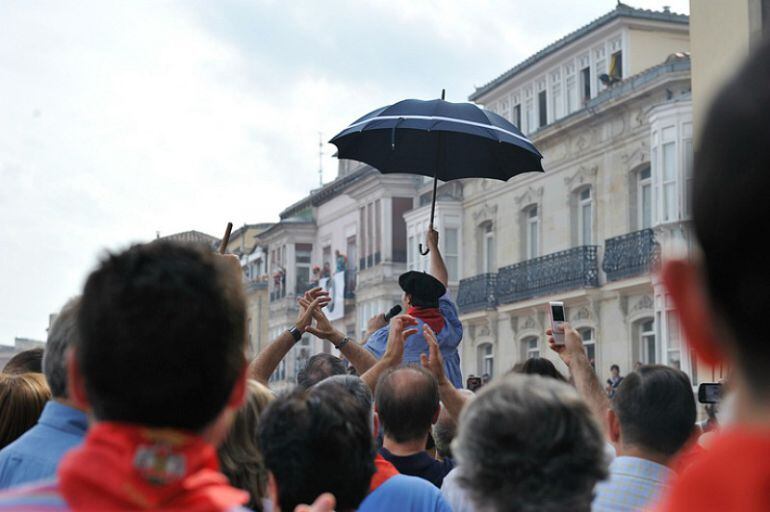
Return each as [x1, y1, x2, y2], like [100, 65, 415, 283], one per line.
[369, 453, 399, 493]
[407, 307, 445, 334]
[653, 427, 770, 512]
[59, 422, 248, 511]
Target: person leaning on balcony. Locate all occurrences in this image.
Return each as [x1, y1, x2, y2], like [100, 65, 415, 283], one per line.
[364, 228, 464, 388]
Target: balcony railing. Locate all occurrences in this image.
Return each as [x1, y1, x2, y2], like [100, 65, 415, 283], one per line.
[496, 246, 599, 304]
[602, 229, 659, 282]
[457, 273, 498, 314]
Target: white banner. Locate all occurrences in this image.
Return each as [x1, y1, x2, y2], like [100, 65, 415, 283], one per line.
[319, 271, 345, 321]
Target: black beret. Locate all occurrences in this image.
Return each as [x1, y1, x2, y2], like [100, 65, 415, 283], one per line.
[398, 271, 446, 307]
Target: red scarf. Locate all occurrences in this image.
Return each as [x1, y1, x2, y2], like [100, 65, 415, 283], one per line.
[58, 422, 248, 511]
[407, 307, 445, 334]
[368, 453, 399, 493]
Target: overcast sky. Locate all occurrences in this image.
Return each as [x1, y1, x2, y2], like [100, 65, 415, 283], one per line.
[0, 0, 689, 344]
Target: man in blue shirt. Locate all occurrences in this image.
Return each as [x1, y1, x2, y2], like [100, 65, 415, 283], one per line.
[365, 228, 464, 388]
[0, 297, 88, 489]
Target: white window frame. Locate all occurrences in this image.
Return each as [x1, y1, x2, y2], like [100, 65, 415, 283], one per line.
[478, 343, 494, 378]
[640, 318, 656, 365]
[638, 166, 653, 229]
[526, 206, 539, 259]
[444, 226, 460, 282]
[578, 327, 596, 367]
[482, 223, 495, 273]
[525, 337, 540, 360]
[578, 187, 593, 245]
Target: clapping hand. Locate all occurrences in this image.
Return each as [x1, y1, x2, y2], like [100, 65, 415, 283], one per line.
[420, 324, 447, 384]
[382, 315, 419, 365]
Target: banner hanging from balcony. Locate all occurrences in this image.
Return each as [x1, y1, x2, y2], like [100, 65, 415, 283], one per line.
[320, 271, 346, 321]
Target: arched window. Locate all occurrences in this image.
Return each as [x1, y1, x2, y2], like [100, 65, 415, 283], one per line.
[521, 336, 540, 360]
[477, 343, 494, 378]
[577, 327, 596, 368]
[524, 206, 539, 259]
[632, 318, 656, 365]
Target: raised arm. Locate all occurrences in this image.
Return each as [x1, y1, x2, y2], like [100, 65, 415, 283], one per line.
[421, 325, 470, 421]
[300, 297, 378, 375]
[360, 315, 418, 392]
[548, 323, 610, 436]
[248, 291, 330, 385]
[427, 227, 449, 288]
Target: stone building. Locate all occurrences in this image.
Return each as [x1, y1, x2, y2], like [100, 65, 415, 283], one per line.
[439, 4, 697, 385]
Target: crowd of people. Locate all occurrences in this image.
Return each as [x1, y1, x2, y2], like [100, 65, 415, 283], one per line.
[0, 35, 769, 512]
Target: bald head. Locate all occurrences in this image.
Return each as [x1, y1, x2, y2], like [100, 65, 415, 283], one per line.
[375, 366, 439, 443]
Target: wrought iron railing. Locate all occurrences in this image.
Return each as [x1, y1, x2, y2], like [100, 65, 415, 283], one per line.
[496, 246, 599, 304]
[602, 229, 659, 282]
[457, 273, 498, 314]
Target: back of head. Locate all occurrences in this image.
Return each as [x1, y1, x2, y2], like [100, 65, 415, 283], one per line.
[512, 357, 567, 382]
[297, 353, 347, 389]
[454, 374, 607, 512]
[44, 297, 81, 400]
[2, 348, 44, 375]
[0, 373, 51, 449]
[612, 365, 696, 458]
[375, 366, 439, 443]
[218, 380, 274, 511]
[694, 37, 770, 393]
[314, 374, 372, 415]
[258, 384, 375, 512]
[78, 241, 246, 431]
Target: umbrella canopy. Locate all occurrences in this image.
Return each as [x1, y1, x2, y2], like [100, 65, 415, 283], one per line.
[329, 97, 545, 181]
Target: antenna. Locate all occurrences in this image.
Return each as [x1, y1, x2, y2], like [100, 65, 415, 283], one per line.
[318, 132, 324, 186]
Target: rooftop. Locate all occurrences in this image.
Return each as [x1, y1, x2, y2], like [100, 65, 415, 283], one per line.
[158, 230, 219, 246]
[468, 2, 688, 102]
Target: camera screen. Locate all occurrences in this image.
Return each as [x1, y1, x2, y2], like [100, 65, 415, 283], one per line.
[551, 305, 565, 322]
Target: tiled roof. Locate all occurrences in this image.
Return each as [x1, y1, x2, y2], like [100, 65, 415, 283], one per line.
[278, 164, 378, 220]
[159, 230, 219, 246]
[468, 3, 688, 102]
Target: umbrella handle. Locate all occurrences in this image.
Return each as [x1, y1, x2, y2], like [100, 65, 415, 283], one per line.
[419, 243, 430, 256]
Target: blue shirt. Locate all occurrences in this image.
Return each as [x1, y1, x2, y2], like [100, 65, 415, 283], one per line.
[358, 474, 452, 512]
[0, 402, 87, 490]
[592, 456, 674, 512]
[365, 292, 464, 388]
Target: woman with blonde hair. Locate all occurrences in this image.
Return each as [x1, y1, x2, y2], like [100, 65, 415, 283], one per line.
[218, 379, 274, 511]
[0, 373, 51, 449]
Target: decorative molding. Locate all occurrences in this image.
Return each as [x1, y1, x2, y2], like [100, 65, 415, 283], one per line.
[631, 294, 654, 313]
[564, 164, 598, 191]
[621, 141, 649, 167]
[523, 316, 537, 329]
[514, 186, 544, 208]
[573, 306, 591, 321]
[473, 202, 498, 224]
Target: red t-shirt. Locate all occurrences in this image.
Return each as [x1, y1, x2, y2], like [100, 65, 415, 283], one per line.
[369, 453, 399, 493]
[653, 427, 770, 512]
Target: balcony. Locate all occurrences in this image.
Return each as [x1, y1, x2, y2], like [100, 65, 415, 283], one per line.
[602, 229, 659, 282]
[457, 273, 498, 314]
[496, 246, 599, 304]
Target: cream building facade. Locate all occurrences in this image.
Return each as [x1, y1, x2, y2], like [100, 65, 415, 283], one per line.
[402, 4, 698, 386]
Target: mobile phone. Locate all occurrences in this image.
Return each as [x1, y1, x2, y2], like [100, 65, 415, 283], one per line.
[698, 383, 722, 404]
[549, 301, 566, 345]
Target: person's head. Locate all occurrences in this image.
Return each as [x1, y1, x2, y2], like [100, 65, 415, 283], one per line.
[608, 365, 696, 461]
[398, 271, 446, 309]
[73, 241, 247, 435]
[297, 353, 347, 389]
[432, 390, 473, 460]
[314, 374, 375, 433]
[512, 357, 567, 382]
[259, 384, 375, 512]
[453, 374, 607, 512]
[2, 348, 44, 375]
[661, 38, 770, 402]
[0, 373, 51, 449]
[218, 380, 274, 512]
[43, 297, 81, 401]
[375, 366, 440, 444]
[610, 364, 620, 378]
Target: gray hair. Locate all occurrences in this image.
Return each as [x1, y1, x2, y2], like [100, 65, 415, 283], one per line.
[314, 375, 374, 432]
[453, 374, 607, 512]
[43, 297, 81, 399]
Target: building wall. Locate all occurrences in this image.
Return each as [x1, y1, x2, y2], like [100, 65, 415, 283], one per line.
[690, 0, 756, 144]
[627, 25, 690, 76]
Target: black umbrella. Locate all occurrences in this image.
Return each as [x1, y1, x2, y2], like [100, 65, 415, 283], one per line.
[330, 91, 544, 254]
